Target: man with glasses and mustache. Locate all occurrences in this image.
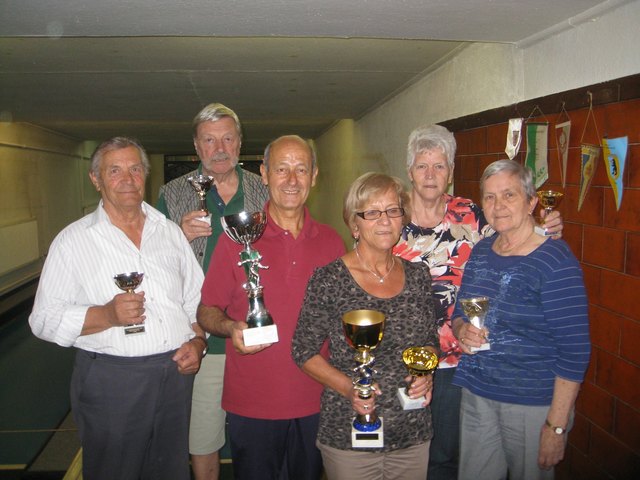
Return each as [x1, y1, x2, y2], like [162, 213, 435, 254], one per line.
[157, 103, 268, 480]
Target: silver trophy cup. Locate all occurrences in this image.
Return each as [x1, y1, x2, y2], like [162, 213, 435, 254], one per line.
[187, 174, 214, 224]
[221, 211, 279, 346]
[113, 272, 146, 335]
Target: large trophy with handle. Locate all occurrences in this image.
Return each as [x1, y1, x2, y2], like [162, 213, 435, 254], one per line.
[342, 309, 385, 448]
[397, 346, 439, 410]
[221, 211, 279, 347]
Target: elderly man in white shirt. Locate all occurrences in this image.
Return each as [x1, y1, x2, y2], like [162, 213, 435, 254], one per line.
[29, 136, 206, 480]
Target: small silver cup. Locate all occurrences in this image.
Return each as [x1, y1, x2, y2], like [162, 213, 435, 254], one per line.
[188, 175, 214, 223]
[113, 272, 145, 335]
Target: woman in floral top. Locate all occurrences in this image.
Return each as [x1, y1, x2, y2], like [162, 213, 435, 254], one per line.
[393, 125, 562, 480]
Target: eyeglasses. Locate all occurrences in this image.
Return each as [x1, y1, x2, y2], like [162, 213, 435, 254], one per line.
[356, 207, 405, 220]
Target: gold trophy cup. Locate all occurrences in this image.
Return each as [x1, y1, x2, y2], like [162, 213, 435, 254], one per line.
[459, 296, 490, 351]
[113, 272, 145, 335]
[397, 347, 439, 410]
[187, 174, 214, 224]
[342, 309, 385, 448]
[536, 190, 563, 236]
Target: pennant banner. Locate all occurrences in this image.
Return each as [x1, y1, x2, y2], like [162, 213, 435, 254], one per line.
[555, 120, 571, 188]
[602, 136, 628, 211]
[578, 143, 600, 211]
[525, 122, 549, 188]
[505, 118, 523, 160]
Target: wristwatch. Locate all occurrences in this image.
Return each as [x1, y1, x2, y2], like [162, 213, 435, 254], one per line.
[192, 336, 209, 356]
[545, 419, 566, 435]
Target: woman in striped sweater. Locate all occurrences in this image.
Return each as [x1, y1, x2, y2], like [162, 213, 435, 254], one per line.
[452, 160, 590, 480]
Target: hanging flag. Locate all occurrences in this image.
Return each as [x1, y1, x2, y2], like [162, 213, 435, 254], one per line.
[505, 118, 523, 160]
[525, 122, 549, 188]
[602, 136, 628, 210]
[555, 120, 571, 188]
[578, 143, 600, 211]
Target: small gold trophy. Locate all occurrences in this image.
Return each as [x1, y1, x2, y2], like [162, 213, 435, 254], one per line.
[536, 190, 563, 236]
[187, 174, 214, 225]
[342, 309, 385, 448]
[459, 296, 490, 351]
[222, 211, 278, 347]
[113, 272, 145, 335]
[397, 347, 439, 410]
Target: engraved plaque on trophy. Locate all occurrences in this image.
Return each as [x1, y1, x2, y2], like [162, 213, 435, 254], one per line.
[342, 309, 385, 448]
[535, 190, 563, 236]
[113, 272, 145, 335]
[221, 211, 279, 347]
[397, 346, 439, 410]
[187, 174, 214, 225]
[460, 296, 490, 351]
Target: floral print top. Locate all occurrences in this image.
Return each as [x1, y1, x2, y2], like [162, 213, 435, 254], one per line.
[393, 194, 493, 368]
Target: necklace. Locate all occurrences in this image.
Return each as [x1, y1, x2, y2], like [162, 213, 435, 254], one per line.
[495, 228, 535, 255]
[355, 245, 395, 283]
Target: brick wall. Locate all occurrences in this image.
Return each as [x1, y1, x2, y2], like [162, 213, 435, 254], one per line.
[447, 86, 640, 479]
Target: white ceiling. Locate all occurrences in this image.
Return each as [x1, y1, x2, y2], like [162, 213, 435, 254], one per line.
[0, 0, 619, 154]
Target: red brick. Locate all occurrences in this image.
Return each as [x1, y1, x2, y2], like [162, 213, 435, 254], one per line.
[588, 424, 640, 479]
[576, 381, 615, 432]
[603, 188, 640, 233]
[455, 128, 486, 156]
[602, 98, 640, 144]
[486, 123, 507, 155]
[599, 269, 640, 321]
[452, 181, 479, 204]
[627, 232, 640, 276]
[544, 147, 564, 185]
[589, 305, 621, 353]
[563, 147, 584, 187]
[569, 106, 607, 149]
[562, 222, 583, 261]
[478, 154, 503, 180]
[568, 412, 590, 454]
[456, 155, 479, 183]
[581, 264, 601, 308]
[621, 318, 640, 367]
[564, 184, 604, 226]
[615, 401, 640, 454]
[627, 144, 640, 188]
[563, 447, 608, 480]
[583, 226, 625, 270]
[595, 349, 640, 409]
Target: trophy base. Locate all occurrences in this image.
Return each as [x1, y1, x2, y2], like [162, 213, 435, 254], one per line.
[124, 324, 146, 335]
[196, 214, 212, 225]
[351, 417, 384, 448]
[534, 225, 554, 237]
[243, 324, 279, 347]
[470, 342, 490, 352]
[397, 388, 424, 410]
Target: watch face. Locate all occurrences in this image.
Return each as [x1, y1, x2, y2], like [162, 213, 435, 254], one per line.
[554, 427, 564, 435]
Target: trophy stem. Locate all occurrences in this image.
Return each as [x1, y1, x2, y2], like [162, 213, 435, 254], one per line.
[198, 193, 208, 213]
